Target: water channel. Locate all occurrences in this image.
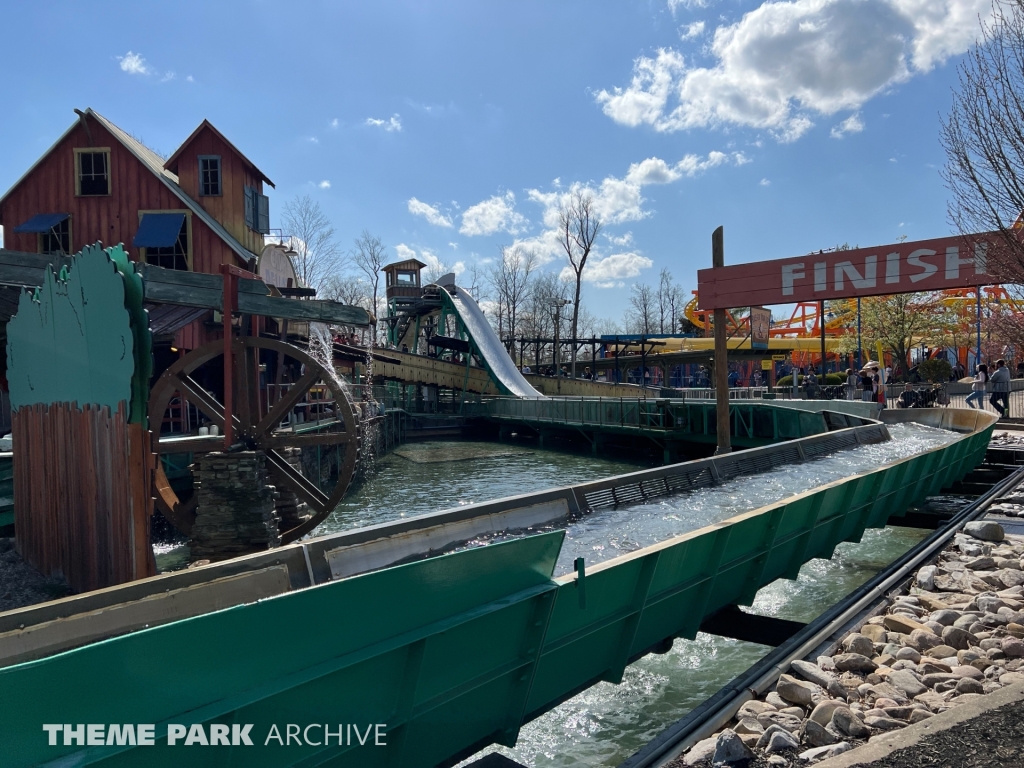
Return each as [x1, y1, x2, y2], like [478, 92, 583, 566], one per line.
[155, 421, 964, 766]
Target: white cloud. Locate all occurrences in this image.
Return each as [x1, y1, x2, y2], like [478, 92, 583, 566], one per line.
[186, 75, 194, 83]
[396, 244, 465, 277]
[559, 251, 654, 287]
[515, 150, 744, 264]
[680, 21, 706, 40]
[330, 118, 339, 129]
[161, 71, 175, 82]
[595, 49, 688, 131]
[668, 0, 712, 14]
[607, 231, 635, 247]
[597, 0, 992, 142]
[830, 112, 865, 138]
[306, 136, 319, 144]
[117, 51, 150, 75]
[760, 178, 771, 186]
[460, 192, 528, 236]
[407, 198, 454, 228]
[366, 114, 402, 132]
[394, 244, 418, 261]
[318, 180, 331, 189]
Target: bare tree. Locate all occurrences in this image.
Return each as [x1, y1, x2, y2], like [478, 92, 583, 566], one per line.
[558, 190, 602, 376]
[322, 273, 372, 309]
[464, 262, 488, 302]
[351, 231, 388, 330]
[423, 257, 453, 285]
[576, 303, 599, 339]
[488, 245, 536, 343]
[280, 195, 343, 293]
[626, 283, 656, 335]
[941, 0, 1024, 279]
[657, 268, 686, 334]
[522, 272, 571, 339]
[667, 281, 686, 334]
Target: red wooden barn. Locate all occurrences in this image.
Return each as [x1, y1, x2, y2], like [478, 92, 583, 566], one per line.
[0, 108, 275, 352]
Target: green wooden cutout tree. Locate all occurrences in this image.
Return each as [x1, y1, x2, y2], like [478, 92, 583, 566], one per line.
[7, 243, 151, 423]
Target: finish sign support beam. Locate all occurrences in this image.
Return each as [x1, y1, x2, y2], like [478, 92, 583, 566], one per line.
[713, 226, 731, 455]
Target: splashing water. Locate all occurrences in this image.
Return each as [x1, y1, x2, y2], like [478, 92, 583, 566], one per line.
[308, 322, 378, 476]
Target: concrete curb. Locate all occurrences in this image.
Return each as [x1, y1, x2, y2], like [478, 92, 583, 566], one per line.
[813, 682, 1024, 768]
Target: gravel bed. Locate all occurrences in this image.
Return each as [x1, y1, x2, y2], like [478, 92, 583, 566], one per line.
[0, 538, 69, 613]
[673, 479, 1024, 768]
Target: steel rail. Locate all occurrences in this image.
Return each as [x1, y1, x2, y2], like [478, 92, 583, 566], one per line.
[622, 457, 1024, 768]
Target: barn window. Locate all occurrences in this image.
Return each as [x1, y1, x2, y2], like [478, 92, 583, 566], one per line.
[199, 155, 221, 196]
[12, 213, 72, 255]
[75, 148, 111, 196]
[136, 211, 191, 271]
[40, 218, 71, 255]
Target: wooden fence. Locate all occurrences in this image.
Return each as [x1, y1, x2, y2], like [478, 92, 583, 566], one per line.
[13, 402, 155, 592]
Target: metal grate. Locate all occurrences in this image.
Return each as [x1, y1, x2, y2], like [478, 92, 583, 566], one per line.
[576, 421, 881, 511]
[803, 434, 857, 457]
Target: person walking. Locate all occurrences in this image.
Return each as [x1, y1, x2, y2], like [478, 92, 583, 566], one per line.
[845, 368, 858, 400]
[966, 363, 989, 409]
[990, 359, 1011, 417]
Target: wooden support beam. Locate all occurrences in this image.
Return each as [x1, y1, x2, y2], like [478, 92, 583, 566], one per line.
[137, 263, 371, 326]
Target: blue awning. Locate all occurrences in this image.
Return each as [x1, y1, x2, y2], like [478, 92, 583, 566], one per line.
[133, 212, 186, 248]
[12, 213, 69, 233]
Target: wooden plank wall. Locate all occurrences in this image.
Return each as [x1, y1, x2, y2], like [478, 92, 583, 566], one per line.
[13, 402, 156, 593]
[172, 125, 266, 255]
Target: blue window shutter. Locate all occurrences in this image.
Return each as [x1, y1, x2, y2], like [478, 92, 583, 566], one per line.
[244, 186, 255, 229]
[257, 193, 270, 234]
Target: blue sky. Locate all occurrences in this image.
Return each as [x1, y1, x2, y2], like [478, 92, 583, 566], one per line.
[0, 0, 993, 324]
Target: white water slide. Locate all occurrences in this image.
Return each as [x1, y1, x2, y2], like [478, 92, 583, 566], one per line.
[444, 284, 547, 399]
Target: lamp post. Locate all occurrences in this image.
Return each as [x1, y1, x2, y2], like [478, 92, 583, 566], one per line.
[551, 298, 571, 394]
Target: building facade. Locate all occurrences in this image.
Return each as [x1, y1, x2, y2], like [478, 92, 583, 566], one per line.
[0, 108, 275, 350]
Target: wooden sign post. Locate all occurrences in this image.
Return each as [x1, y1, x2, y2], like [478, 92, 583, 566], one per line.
[713, 227, 731, 454]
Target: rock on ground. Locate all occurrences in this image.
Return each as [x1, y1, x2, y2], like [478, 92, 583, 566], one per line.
[0, 540, 69, 612]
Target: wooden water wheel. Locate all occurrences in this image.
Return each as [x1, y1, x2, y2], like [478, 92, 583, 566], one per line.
[149, 336, 359, 544]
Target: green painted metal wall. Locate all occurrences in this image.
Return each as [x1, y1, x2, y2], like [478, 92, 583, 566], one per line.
[469, 397, 830, 447]
[0, 421, 993, 767]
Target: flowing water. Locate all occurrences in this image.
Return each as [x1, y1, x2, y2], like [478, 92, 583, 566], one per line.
[157, 417, 962, 766]
[316, 423, 955, 768]
[320, 442, 647, 534]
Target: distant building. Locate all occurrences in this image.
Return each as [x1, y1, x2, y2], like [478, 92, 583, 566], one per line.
[0, 108, 275, 350]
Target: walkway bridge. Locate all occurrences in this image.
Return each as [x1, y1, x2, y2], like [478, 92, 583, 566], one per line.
[368, 346, 659, 399]
[0, 408, 997, 767]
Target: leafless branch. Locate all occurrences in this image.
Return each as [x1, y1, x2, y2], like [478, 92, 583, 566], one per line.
[941, 0, 1024, 280]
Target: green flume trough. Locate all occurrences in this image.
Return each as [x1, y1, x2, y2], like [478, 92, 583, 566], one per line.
[0, 410, 996, 767]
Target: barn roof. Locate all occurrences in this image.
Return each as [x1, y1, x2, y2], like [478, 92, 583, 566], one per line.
[383, 258, 427, 272]
[163, 119, 275, 188]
